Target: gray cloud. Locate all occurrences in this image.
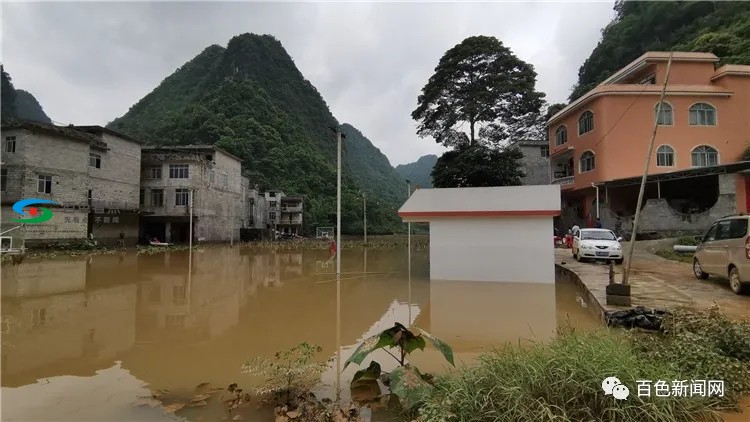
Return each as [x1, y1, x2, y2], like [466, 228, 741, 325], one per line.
[1, 1, 615, 165]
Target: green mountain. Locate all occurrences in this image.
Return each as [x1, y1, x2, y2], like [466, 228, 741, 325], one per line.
[570, 1, 750, 101]
[108, 33, 406, 234]
[395, 155, 438, 189]
[1, 65, 52, 123]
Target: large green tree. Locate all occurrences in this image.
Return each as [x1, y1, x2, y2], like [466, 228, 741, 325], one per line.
[431, 144, 525, 188]
[412, 36, 545, 148]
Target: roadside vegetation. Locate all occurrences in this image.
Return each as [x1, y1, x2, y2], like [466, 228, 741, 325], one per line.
[419, 307, 750, 422]
[654, 236, 701, 263]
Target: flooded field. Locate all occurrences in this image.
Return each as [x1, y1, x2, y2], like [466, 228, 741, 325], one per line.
[1, 246, 600, 421]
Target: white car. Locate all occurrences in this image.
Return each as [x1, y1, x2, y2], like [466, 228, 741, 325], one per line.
[572, 228, 624, 264]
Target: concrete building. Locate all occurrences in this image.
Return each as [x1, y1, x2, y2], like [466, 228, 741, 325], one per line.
[547, 52, 750, 234]
[0, 121, 142, 247]
[139, 145, 250, 243]
[511, 139, 550, 185]
[264, 190, 303, 235]
[398, 185, 561, 283]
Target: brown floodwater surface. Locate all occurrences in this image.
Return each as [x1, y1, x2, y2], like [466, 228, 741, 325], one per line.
[1, 246, 600, 421]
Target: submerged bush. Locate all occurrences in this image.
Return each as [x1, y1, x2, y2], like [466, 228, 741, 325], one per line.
[419, 327, 737, 421]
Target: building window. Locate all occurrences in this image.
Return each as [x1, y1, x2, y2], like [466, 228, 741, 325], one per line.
[89, 152, 102, 168]
[656, 145, 675, 167]
[169, 164, 189, 179]
[540, 145, 549, 158]
[210, 171, 215, 184]
[579, 151, 595, 173]
[1, 168, 7, 192]
[578, 111, 594, 136]
[270, 201, 277, 208]
[689, 103, 716, 126]
[139, 189, 145, 206]
[148, 167, 162, 179]
[655, 102, 673, 125]
[555, 126, 567, 146]
[87, 189, 93, 200]
[151, 189, 164, 207]
[5, 136, 16, 153]
[222, 174, 228, 188]
[175, 188, 189, 206]
[691, 145, 719, 167]
[37, 175, 52, 194]
[269, 212, 276, 221]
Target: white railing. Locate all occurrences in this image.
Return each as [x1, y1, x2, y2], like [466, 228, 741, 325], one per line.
[552, 176, 575, 186]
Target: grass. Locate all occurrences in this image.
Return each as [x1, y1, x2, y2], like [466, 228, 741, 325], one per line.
[418, 307, 750, 422]
[654, 236, 701, 263]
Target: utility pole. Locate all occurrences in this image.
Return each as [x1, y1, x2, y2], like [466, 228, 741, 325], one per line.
[623, 52, 674, 284]
[332, 126, 343, 404]
[189, 189, 194, 253]
[363, 192, 367, 244]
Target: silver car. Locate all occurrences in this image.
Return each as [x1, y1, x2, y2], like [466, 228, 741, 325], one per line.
[693, 215, 750, 295]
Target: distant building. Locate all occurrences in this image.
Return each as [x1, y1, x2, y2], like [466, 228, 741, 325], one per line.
[139, 145, 249, 242]
[0, 121, 142, 247]
[548, 51, 750, 233]
[511, 139, 550, 185]
[263, 190, 303, 235]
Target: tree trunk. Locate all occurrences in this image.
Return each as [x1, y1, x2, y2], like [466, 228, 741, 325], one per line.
[469, 119, 475, 145]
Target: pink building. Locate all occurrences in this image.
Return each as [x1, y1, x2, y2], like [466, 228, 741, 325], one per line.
[548, 52, 750, 234]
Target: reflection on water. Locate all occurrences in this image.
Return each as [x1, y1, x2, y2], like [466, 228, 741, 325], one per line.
[1, 246, 599, 420]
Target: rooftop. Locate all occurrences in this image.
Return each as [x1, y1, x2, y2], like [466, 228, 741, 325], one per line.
[141, 144, 242, 162]
[1, 120, 108, 150]
[398, 185, 561, 222]
[73, 125, 144, 145]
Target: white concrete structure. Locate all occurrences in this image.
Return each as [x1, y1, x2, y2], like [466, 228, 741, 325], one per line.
[399, 185, 561, 283]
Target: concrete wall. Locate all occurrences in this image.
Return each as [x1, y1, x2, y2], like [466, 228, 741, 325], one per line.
[88, 133, 141, 207]
[517, 144, 550, 185]
[90, 212, 139, 246]
[429, 217, 555, 283]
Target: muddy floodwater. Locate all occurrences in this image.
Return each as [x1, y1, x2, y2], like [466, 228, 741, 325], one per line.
[1, 246, 600, 421]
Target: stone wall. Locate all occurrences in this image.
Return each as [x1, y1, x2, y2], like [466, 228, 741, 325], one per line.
[88, 133, 141, 207]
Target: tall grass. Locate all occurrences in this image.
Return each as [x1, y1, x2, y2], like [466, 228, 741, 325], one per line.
[419, 308, 750, 422]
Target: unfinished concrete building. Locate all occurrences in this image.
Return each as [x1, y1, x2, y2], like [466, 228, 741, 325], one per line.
[139, 145, 249, 243]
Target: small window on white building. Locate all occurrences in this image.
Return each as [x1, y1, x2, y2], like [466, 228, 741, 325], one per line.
[37, 175, 52, 194]
[169, 164, 189, 179]
[222, 174, 228, 188]
[5, 136, 16, 153]
[655, 103, 673, 126]
[691, 145, 718, 167]
[689, 103, 716, 126]
[175, 188, 189, 206]
[149, 167, 162, 179]
[139, 189, 145, 206]
[540, 145, 549, 158]
[269, 211, 276, 221]
[656, 145, 675, 167]
[151, 189, 164, 207]
[579, 151, 595, 173]
[89, 152, 102, 168]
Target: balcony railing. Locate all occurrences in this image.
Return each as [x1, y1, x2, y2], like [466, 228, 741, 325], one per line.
[552, 176, 575, 186]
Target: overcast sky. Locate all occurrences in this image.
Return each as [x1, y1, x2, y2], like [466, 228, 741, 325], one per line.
[1, 1, 616, 165]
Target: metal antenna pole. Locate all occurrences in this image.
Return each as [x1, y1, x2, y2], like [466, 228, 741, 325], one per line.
[623, 51, 673, 284]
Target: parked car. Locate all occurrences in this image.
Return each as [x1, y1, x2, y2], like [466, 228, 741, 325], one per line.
[692, 215, 750, 295]
[572, 228, 624, 264]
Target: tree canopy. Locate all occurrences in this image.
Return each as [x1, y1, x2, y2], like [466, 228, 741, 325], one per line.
[412, 36, 545, 148]
[1, 65, 51, 123]
[431, 144, 525, 188]
[570, 1, 750, 101]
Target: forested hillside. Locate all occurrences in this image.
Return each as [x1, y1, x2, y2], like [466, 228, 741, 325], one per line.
[395, 155, 438, 189]
[109, 34, 407, 234]
[1, 65, 52, 123]
[570, 1, 750, 101]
